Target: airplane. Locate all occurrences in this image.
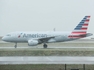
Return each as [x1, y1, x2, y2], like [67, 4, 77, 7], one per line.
[2, 16, 93, 48]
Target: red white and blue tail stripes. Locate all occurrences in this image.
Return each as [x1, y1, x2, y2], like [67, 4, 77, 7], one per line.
[68, 16, 90, 38]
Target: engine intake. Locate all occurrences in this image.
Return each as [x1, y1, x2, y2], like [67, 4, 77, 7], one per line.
[28, 39, 38, 46]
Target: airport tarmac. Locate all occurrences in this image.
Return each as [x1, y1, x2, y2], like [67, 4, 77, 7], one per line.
[1, 46, 94, 49]
[0, 39, 94, 65]
[0, 56, 94, 64]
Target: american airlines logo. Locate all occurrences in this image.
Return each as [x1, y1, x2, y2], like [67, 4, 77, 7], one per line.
[18, 33, 23, 38]
[23, 33, 47, 38]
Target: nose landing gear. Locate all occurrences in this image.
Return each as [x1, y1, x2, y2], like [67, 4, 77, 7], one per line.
[14, 43, 17, 48]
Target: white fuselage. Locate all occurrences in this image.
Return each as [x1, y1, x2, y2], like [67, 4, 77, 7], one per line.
[2, 31, 75, 43]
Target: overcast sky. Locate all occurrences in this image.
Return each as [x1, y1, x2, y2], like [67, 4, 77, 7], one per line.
[0, 0, 94, 38]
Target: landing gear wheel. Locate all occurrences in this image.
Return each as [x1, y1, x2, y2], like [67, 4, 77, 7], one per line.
[43, 44, 47, 48]
[14, 43, 17, 48]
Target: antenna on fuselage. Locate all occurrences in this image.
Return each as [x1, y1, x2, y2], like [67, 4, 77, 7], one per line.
[53, 28, 56, 31]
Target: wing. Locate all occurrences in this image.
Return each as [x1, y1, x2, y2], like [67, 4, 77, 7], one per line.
[34, 35, 61, 43]
[38, 36, 55, 43]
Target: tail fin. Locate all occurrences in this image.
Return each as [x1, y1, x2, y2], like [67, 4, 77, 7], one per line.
[68, 16, 91, 38]
[72, 16, 90, 34]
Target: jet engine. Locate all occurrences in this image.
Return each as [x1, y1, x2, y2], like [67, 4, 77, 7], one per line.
[28, 39, 38, 46]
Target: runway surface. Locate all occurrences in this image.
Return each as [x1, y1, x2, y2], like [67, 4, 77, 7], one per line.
[0, 46, 94, 49]
[0, 56, 94, 64]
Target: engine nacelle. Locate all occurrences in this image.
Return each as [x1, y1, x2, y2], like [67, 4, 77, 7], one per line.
[28, 39, 38, 46]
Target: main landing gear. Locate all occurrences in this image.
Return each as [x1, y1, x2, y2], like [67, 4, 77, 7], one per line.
[14, 43, 17, 48]
[14, 43, 48, 48]
[43, 43, 47, 48]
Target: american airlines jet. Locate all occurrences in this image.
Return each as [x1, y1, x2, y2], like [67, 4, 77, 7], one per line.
[2, 16, 93, 48]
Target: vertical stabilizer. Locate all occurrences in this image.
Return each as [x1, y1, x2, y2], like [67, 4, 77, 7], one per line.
[72, 16, 90, 34]
[68, 16, 91, 38]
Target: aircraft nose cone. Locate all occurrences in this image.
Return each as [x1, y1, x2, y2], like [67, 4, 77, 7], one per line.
[2, 37, 4, 41]
[2, 37, 6, 41]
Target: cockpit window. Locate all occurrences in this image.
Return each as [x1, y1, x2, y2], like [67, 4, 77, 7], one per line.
[6, 34, 11, 36]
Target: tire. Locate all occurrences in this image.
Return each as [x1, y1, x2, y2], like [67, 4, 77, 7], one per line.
[43, 44, 47, 48]
[14, 43, 17, 48]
